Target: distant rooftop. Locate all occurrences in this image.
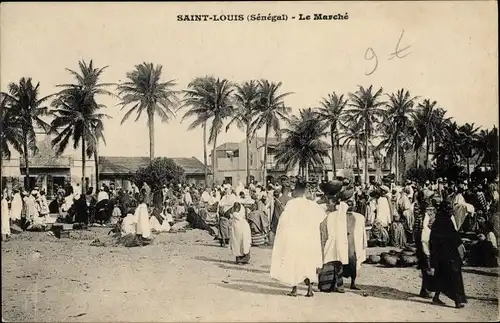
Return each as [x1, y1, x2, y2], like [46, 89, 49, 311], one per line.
[99, 156, 211, 175]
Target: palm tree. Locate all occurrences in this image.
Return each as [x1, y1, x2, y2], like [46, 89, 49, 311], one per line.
[457, 122, 480, 178]
[180, 76, 234, 185]
[50, 88, 110, 194]
[339, 120, 365, 182]
[315, 92, 348, 179]
[251, 80, 292, 183]
[475, 127, 498, 168]
[413, 99, 450, 167]
[226, 81, 260, 185]
[346, 85, 386, 183]
[275, 108, 330, 179]
[382, 89, 417, 181]
[0, 93, 24, 159]
[57, 60, 114, 189]
[1, 78, 52, 189]
[117, 63, 179, 161]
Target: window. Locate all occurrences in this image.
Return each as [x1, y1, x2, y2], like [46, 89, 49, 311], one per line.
[233, 150, 240, 158]
[224, 177, 233, 186]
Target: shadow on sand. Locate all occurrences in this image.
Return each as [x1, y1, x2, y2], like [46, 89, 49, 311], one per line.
[351, 284, 498, 305]
[215, 283, 293, 297]
[217, 263, 269, 274]
[195, 256, 235, 265]
[462, 268, 499, 277]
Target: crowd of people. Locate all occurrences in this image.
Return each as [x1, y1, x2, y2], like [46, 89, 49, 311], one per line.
[1, 174, 499, 309]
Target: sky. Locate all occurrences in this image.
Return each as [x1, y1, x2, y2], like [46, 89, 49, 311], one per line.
[1, 1, 498, 161]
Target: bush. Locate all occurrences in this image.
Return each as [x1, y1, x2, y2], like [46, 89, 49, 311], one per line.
[134, 158, 185, 191]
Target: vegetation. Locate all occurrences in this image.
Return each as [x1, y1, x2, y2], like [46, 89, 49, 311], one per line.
[1, 60, 498, 189]
[134, 157, 185, 191]
[117, 63, 179, 162]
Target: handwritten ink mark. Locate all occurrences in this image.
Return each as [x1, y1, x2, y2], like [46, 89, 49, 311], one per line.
[364, 47, 378, 76]
[388, 29, 411, 60]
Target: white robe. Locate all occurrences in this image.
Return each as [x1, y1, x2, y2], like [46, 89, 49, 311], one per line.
[150, 214, 171, 232]
[322, 202, 367, 272]
[270, 197, 326, 287]
[97, 191, 109, 203]
[10, 193, 22, 221]
[135, 203, 151, 238]
[1, 198, 11, 235]
[229, 207, 252, 257]
[121, 213, 137, 235]
[376, 196, 392, 227]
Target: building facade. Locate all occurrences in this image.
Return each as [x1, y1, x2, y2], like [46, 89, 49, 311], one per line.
[209, 137, 399, 185]
[1, 130, 210, 197]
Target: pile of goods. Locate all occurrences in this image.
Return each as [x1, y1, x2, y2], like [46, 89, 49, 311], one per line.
[365, 246, 419, 268]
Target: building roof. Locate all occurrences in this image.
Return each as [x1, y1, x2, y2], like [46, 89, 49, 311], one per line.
[20, 137, 71, 168]
[99, 156, 211, 176]
[215, 142, 240, 151]
[256, 137, 281, 149]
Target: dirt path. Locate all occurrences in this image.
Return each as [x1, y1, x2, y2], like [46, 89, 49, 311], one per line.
[1, 228, 498, 322]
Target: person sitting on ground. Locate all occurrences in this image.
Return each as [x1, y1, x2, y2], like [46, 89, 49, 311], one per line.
[185, 207, 216, 236]
[121, 207, 137, 236]
[164, 207, 174, 227]
[368, 220, 389, 247]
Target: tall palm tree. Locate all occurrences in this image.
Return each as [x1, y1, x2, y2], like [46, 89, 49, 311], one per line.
[226, 81, 260, 185]
[382, 89, 417, 181]
[0, 93, 24, 159]
[346, 85, 386, 183]
[251, 80, 292, 183]
[413, 99, 450, 167]
[180, 76, 234, 185]
[117, 63, 179, 161]
[57, 60, 114, 190]
[315, 92, 348, 178]
[1, 78, 52, 189]
[50, 88, 110, 194]
[275, 108, 330, 179]
[475, 127, 498, 168]
[338, 120, 365, 182]
[457, 122, 480, 178]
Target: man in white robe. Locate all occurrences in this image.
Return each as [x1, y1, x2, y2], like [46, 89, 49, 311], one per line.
[1, 193, 11, 240]
[10, 188, 23, 224]
[135, 195, 151, 239]
[270, 180, 326, 297]
[376, 186, 392, 227]
[97, 187, 109, 203]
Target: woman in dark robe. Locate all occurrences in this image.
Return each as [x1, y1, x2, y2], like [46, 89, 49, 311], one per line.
[186, 207, 216, 236]
[429, 199, 467, 308]
[73, 194, 89, 224]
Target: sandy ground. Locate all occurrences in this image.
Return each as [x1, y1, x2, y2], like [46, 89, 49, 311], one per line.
[1, 228, 499, 322]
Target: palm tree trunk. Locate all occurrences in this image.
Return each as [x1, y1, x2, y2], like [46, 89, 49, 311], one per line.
[246, 125, 250, 186]
[425, 139, 430, 168]
[263, 124, 269, 184]
[148, 112, 155, 162]
[331, 126, 336, 180]
[81, 136, 86, 195]
[466, 154, 470, 179]
[23, 132, 30, 190]
[203, 123, 208, 185]
[364, 127, 369, 183]
[212, 138, 217, 185]
[94, 143, 99, 191]
[395, 136, 399, 182]
[415, 148, 420, 168]
[401, 151, 407, 182]
[355, 140, 361, 183]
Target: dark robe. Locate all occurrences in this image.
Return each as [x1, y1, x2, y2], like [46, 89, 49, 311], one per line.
[270, 194, 291, 233]
[428, 204, 467, 304]
[73, 196, 89, 224]
[186, 207, 215, 235]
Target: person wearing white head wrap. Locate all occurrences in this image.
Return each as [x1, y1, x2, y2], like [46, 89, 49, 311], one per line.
[10, 188, 23, 223]
[376, 186, 393, 227]
[229, 202, 252, 264]
[1, 192, 11, 239]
